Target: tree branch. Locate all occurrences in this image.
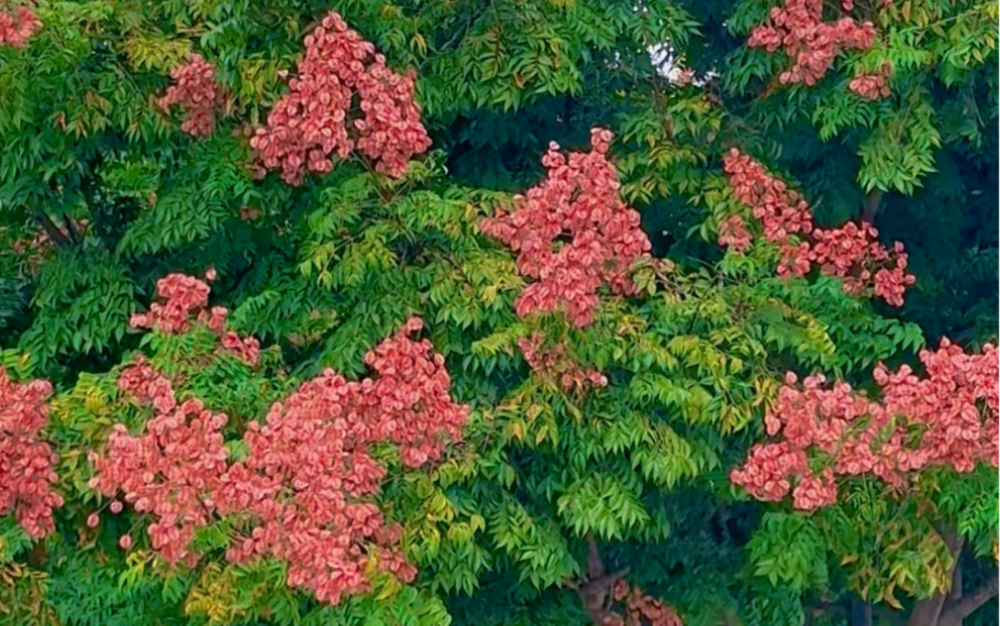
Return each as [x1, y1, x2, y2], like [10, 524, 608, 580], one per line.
[947, 561, 961, 603]
[586, 536, 605, 580]
[941, 574, 999, 622]
[861, 188, 883, 223]
[33, 211, 70, 248]
[63, 214, 82, 244]
[907, 524, 964, 626]
[571, 537, 631, 626]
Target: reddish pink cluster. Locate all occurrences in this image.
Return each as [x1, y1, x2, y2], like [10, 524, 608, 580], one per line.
[747, 0, 878, 86]
[849, 63, 893, 100]
[89, 393, 229, 567]
[518, 332, 607, 391]
[157, 55, 227, 137]
[480, 128, 653, 327]
[717, 215, 752, 254]
[0, 5, 40, 48]
[0, 369, 63, 538]
[216, 317, 466, 603]
[117, 355, 175, 413]
[91, 317, 467, 604]
[249, 12, 431, 185]
[722, 149, 915, 306]
[130, 273, 209, 334]
[130, 272, 260, 365]
[609, 580, 685, 626]
[731, 339, 999, 510]
[361, 317, 470, 466]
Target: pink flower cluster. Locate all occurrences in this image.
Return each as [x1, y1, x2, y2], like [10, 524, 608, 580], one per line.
[747, 0, 878, 86]
[849, 63, 893, 100]
[480, 128, 653, 327]
[609, 580, 685, 626]
[518, 332, 607, 392]
[717, 215, 752, 254]
[130, 273, 209, 334]
[722, 149, 915, 306]
[731, 339, 999, 510]
[90, 317, 467, 605]
[117, 355, 175, 413]
[0, 369, 63, 538]
[157, 55, 227, 137]
[130, 272, 260, 366]
[0, 5, 40, 48]
[216, 316, 466, 603]
[249, 12, 431, 185]
[89, 395, 229, 567]
[361, 317, 470, 467]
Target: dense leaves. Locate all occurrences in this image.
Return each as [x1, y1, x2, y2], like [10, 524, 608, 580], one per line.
[0, 1, 996, 626]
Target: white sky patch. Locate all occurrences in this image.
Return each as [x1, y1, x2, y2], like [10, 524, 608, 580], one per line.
[648, 42, 719, 87]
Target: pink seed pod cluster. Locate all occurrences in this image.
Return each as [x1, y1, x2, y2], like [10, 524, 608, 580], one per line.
[217, 317, 467, 603]
[731, 339, 999, 510]
[518, 332, 607, 392]
[88, 395, 229, 567]
[480, 128, 653, 328]
[130, 272, 260, 366]
[117, 354, 175, 413]
[717, 215, 752, 254]
[610, 580, 685, 626]
[0, 369, 63, 538]
[157, 54, 228, 137]
[0, 5, 40, 48]
[249, 12, 431, 185]
[91, 312, 468, 605]
[721, 149, 915, 306]
[850, 62, 894, 100]
[747, 0, 881, 86]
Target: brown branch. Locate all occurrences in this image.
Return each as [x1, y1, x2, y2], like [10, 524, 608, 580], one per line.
[940, 574, 999, 623]
[758, 75, 783, 100]
[63, 214, 82, 244]
[907, 596, 947, 626]
[947, 561, 961, 603]
[571, 537, 631, 626]
[33, 211, 70, 248]
[586, 536, 606, 580]
[931, 522, 964, 557]
[861, 188, 882, 223]
[907, 525, 965, 626]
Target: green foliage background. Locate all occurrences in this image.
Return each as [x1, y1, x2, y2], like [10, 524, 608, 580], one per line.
[0, 1, 996, 625]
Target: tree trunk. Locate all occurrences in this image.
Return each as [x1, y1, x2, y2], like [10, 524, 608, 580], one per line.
[907, 595, 947, 626]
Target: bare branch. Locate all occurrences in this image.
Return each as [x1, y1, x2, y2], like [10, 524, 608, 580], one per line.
[947, 561, 961, 603]
[861, 188, 883, 223]
[33, 211, 69, 248]
[941, 574, 999, 622]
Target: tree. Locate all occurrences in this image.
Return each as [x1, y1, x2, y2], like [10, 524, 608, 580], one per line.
[0, 1, 996, 626]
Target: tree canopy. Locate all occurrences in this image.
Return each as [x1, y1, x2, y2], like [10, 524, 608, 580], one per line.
[0, 1, 996, 626]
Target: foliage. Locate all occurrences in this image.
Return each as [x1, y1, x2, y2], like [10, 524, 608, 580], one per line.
[0, 1, 996, 626]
